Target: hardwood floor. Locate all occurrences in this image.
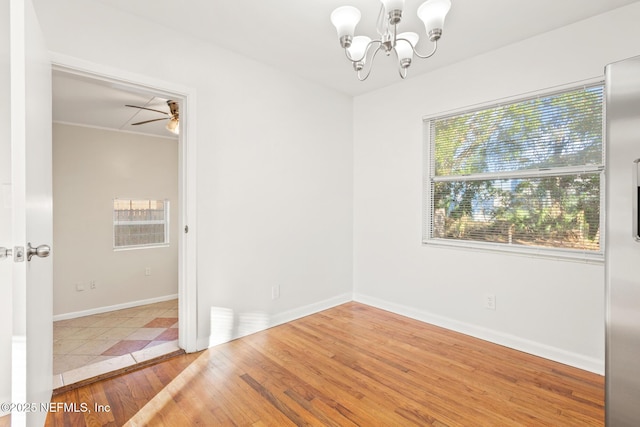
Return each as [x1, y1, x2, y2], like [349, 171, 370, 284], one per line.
[44, 302, 604, 426]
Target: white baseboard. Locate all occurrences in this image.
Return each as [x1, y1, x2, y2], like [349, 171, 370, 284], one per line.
[353, 293, 604, 375]
[194, 291, 603, 375]
[197, 293, 353, 351]
[53, 294, 179, 321]
[267, 293, 353, 329]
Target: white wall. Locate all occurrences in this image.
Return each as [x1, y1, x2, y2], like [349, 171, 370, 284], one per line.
[52, 123, 179, 316]
[33, 0, 354, 346]
[353, 3, 640, 373]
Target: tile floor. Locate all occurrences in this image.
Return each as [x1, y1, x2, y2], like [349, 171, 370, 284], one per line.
[53, 299, 179, 386]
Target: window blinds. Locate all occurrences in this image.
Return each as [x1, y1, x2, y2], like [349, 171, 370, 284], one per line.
[113, 199, 169, 248]
[426, 84, 604, 254]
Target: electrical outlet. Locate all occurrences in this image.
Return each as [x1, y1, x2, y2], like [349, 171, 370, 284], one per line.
[145, 267, 151, 276]
[485, 294, 496, 310]
[76, 283, 84, 292]
[271, 285, 280, 300]
[90, 280, 96, 289]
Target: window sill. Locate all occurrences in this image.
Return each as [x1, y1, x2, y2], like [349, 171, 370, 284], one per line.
[422, 238, 604, 265]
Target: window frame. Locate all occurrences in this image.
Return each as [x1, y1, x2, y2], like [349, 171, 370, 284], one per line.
[422, 80, 606, 263]
[113, 198, 170, 251]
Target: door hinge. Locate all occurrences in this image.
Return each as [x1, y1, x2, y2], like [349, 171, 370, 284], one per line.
[184, 225, 189, 234]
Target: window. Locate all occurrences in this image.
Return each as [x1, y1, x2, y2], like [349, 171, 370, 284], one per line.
[113, 199, 169, 249]
[424, 83, 604, 259]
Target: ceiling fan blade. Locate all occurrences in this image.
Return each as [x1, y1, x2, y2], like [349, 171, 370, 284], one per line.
[131, 117, 170, 125]
[125, 104, 170, 115]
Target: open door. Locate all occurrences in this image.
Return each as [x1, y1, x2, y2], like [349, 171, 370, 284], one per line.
[0, 0, 14, 418]
[1, 0, 53, 425]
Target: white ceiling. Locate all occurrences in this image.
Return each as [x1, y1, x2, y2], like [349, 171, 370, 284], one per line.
[53, 70, 179, 138]
[94, 0, 638, 96]
[53, 0, 638, 135]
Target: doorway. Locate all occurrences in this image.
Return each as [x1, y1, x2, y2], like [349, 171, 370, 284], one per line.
[49, 60, 197, 387]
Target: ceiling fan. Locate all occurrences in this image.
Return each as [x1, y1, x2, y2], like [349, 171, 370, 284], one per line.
[125, 100, 179, 135]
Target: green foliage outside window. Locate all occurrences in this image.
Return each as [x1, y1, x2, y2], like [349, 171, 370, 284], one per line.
[428, 85, 603, 252]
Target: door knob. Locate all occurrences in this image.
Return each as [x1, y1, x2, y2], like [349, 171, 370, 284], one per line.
[27, 243, 50, 261]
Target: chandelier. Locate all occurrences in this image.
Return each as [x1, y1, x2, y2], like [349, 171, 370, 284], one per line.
[330, 0, 451, 80]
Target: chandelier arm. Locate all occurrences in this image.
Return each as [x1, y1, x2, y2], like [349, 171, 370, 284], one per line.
[413, 39, 439, 59]
[356, 45, 384, 81]
[392, 36, 438, 60]
[344, 39, 382, 64]
[392, 48, 408, 80]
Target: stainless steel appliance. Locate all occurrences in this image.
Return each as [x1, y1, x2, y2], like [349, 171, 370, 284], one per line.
[606, 54, 640, 426]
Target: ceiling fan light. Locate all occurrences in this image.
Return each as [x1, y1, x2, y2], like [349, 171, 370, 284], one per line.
[417, 0, 451, 41]
[166, 118, 179, 135]
[331, 6, 361, 48]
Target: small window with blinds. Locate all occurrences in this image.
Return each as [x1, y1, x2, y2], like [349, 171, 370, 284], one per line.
[113, 199, 169, 249]
[424, 83, 604, 259]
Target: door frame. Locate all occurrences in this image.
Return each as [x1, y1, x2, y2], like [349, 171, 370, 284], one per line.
[50, 53, 198, 353]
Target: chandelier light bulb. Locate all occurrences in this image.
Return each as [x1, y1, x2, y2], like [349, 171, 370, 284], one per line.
[347, 36, 372, 71]
[380, 0, 405, 24]
[347, 36, 371, 62]
[417, 0, 451, 41]
[395, 32, 419, 68]
[331, 6, 361, 48]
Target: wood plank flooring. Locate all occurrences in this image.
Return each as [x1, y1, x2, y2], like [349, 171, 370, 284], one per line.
[43, 302, 604, 426]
